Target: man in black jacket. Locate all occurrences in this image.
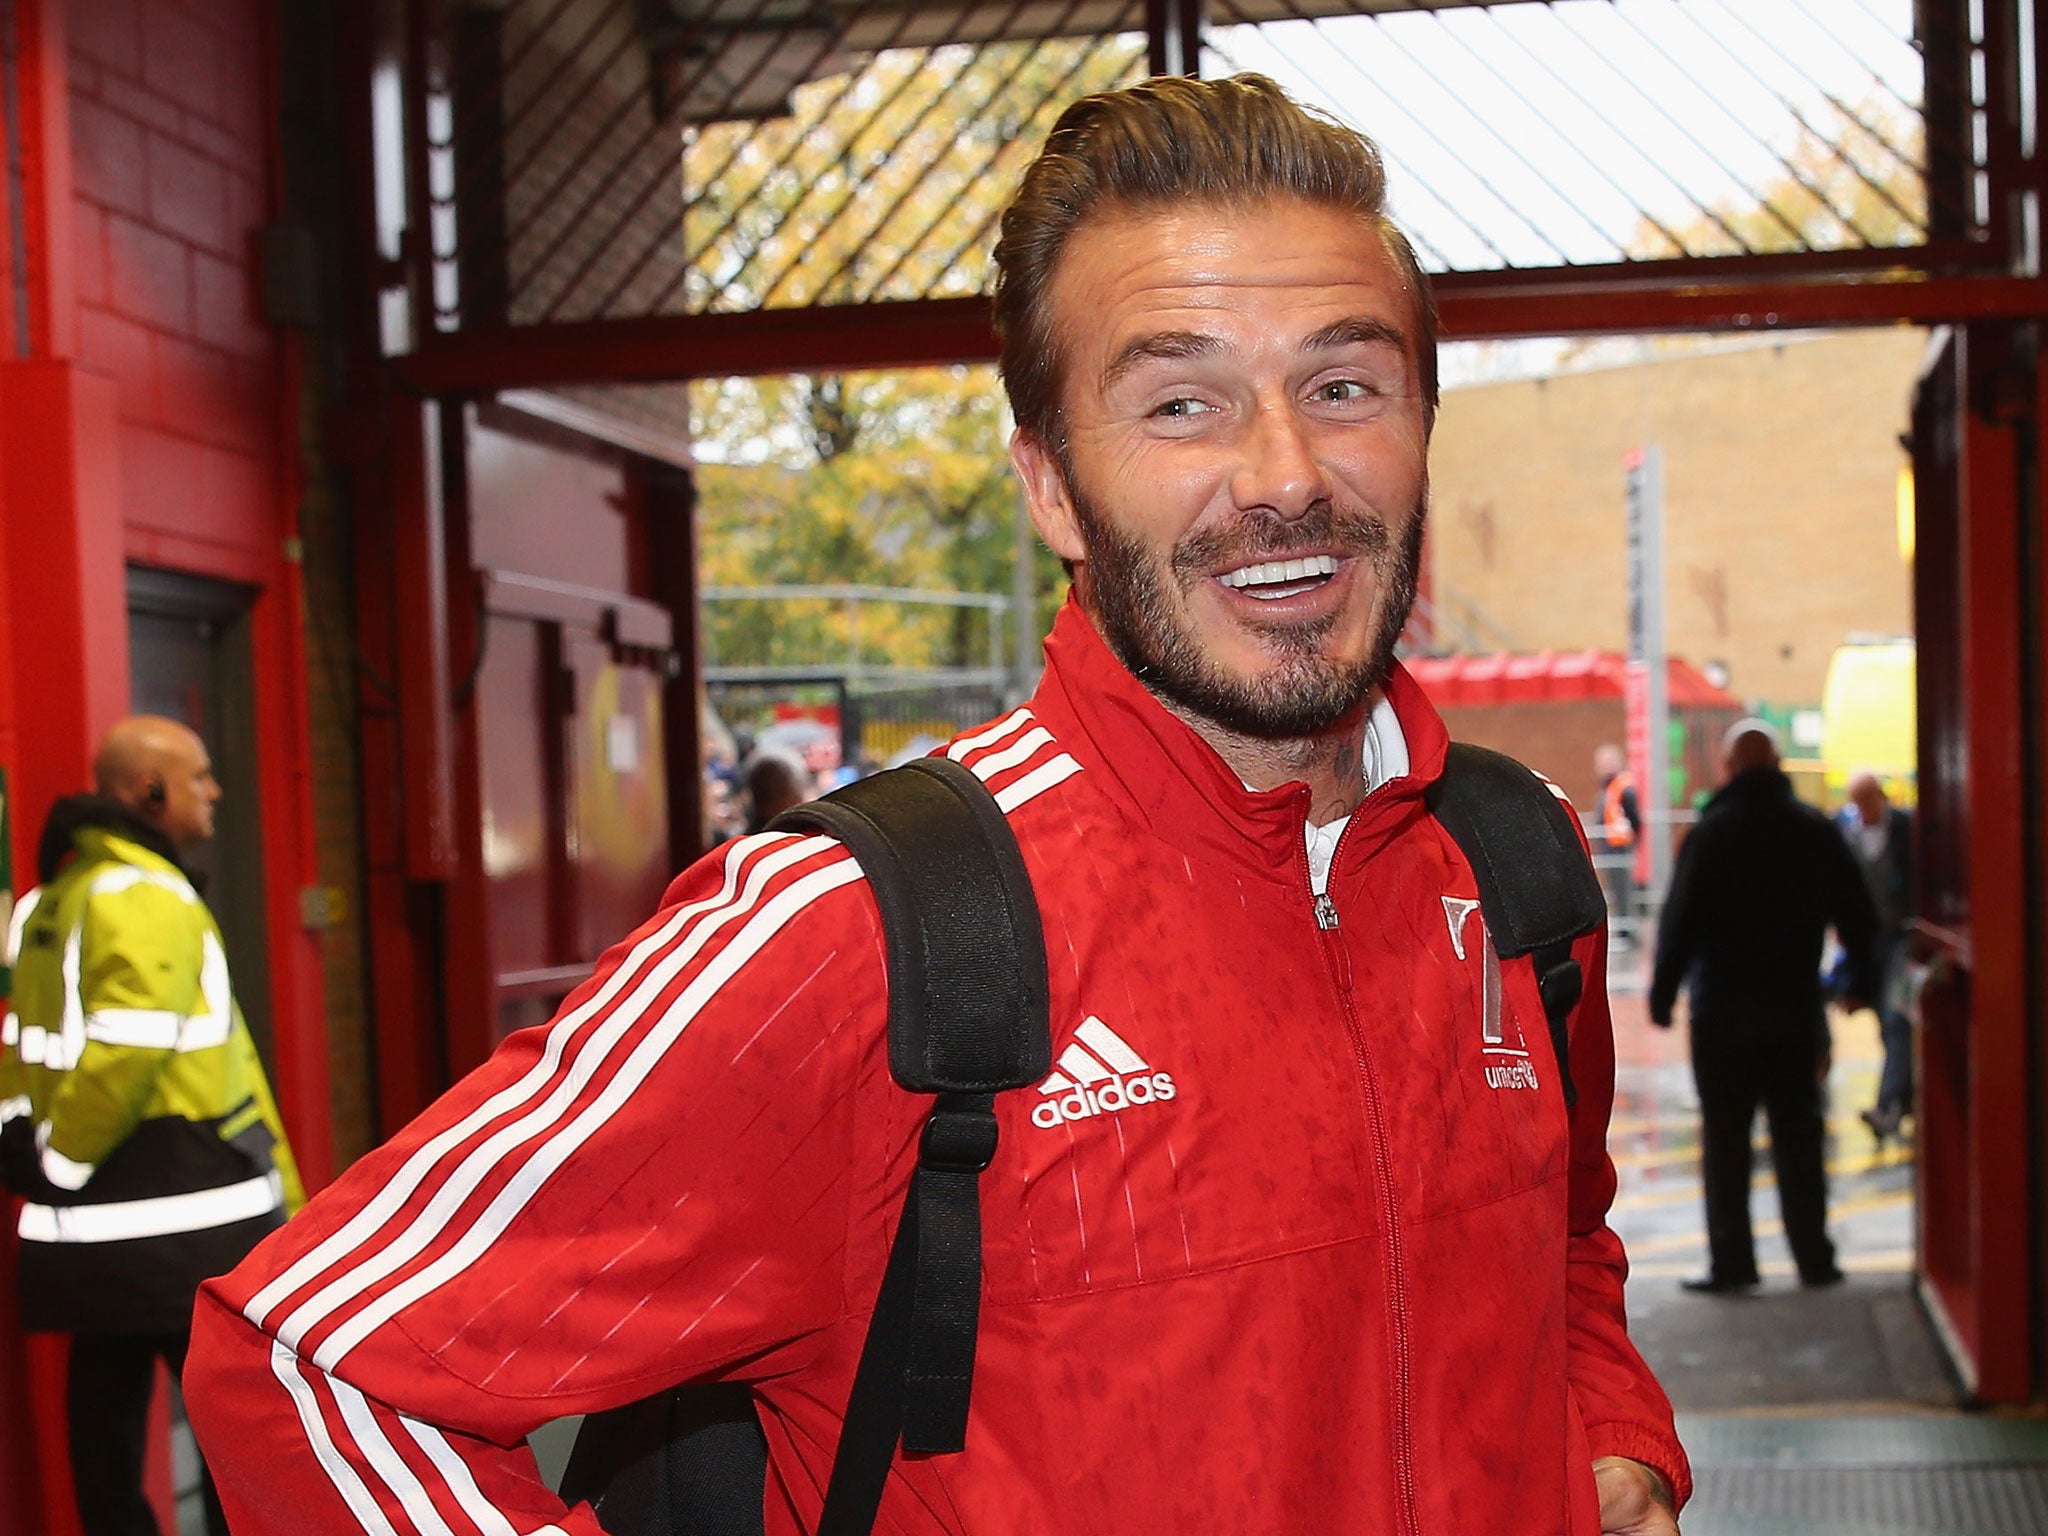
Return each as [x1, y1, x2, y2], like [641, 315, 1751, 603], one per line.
[1650, 720, 1879, 1292]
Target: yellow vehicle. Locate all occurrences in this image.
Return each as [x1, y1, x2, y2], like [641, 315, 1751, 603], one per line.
[1819, 639, 1916, 806]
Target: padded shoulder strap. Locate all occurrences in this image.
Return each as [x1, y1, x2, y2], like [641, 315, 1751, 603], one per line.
[773, 756, 1052, 1094]
[773, 756, 1053, 1532]
[1424, 742, 1607, 960]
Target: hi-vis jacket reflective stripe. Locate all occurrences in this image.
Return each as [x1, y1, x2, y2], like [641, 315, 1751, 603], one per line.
[2, 818, 303, 1334]
[187, 603, 1688, 1536]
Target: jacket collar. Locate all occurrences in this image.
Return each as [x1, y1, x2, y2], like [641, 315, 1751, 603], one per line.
[1028, 599, 1449, 888]
[36, 794, 193, 885]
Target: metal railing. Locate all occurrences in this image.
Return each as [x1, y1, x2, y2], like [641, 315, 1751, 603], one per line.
[699, 580, 1016, 680]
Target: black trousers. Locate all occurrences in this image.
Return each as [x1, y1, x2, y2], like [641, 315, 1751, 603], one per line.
[67, 1332, 228, 1536]
[1692, 1024, 1837, 1283]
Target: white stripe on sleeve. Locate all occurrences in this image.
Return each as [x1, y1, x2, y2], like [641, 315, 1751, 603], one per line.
[946, 707, 1033, 759]
[965, 726, 1056, 781]
[283, 838, 845, 1364]
[995, 754, 1082, 810]
[398, 1416, 571, 1536]
[331, 1376, 462, 1536]
[313, 856, 865, 1371]
[246, 832, 812, 1331]
[270, 1340, 404, 1536]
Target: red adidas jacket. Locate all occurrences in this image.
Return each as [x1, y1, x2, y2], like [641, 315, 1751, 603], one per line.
[187, 604, 1688, 1534]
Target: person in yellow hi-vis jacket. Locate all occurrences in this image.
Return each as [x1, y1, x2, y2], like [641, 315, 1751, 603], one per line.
[1, 715, 302, 1536]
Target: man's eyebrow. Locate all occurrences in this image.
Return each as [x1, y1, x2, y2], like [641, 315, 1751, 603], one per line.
[1100, 329, 1222, 392]
[1301, 315, 1409, 355]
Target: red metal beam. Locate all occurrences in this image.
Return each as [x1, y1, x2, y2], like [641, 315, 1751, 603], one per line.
[1951, 322, 2036, 1403]
[1439, 273, 2048, 339]
[391, 274, 2048, 397]
[390, 397, 460, 879]
[393, 274, 2048, 396]
[1433, 239, 1995, 292]
[395, 296, 999, 394]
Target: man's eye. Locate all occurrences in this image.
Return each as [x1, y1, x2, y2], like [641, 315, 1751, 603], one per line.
[1317, 379, 1376, 402]
[1153, 397, 1211, 419]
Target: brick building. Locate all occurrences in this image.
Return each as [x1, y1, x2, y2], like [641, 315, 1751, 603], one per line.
[1426, 330, 1925, 713]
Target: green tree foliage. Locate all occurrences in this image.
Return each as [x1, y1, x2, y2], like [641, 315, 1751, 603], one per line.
[691, 365, 1066, 672]
[679, 32, 1144, 671]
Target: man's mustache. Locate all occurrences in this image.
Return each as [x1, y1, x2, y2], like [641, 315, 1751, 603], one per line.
[1171, 503, 1393, 584]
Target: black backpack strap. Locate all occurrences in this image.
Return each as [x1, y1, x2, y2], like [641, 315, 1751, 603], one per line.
[773, 755, 1051, 1533]
[555, 758, 1049, 1536]
[1425, 742, 1607, 1109]
[776, 756, 1050, 1094]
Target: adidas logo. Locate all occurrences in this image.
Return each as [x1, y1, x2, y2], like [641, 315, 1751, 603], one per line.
[1031, 1015, 1177, 1129]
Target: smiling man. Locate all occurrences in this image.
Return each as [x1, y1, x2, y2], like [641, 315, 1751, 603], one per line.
[187, 75, 1684, 1536]
[1008, 195, 1429, 790]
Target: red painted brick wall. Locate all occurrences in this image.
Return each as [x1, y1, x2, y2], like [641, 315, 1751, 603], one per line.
[67, 0, 280, 576]
[56, 0, 344, 1181]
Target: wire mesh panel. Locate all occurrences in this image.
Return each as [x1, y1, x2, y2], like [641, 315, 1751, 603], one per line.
[1203, 0, 1944, 273]
[428, 1, 1983, 343]
[437, 1, 1149, 330]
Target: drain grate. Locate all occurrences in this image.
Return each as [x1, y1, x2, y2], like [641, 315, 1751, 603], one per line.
[1677, 1415, 2048, 1536]
[1677, 1414, 2048, 1468]
[1691, 1464, 2048, 1534]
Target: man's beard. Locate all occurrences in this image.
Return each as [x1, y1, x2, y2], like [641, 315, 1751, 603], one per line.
[1071, 482, 1425, 740]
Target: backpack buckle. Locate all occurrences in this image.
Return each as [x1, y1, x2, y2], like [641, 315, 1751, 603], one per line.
[920, 1106, 999, 1172]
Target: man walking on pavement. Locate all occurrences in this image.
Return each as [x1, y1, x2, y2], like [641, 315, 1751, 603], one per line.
[1, 715, 302, 1536]
[186, 75, 1686, 1536]
[1837, 771, 1915, 1143]
[1650, 719, 1879, 1293]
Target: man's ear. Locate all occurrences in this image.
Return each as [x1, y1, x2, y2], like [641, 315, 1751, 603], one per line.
[1009, 430, 1086, 565]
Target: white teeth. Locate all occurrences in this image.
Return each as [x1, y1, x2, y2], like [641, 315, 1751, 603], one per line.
[1219, 554, 1338, 590]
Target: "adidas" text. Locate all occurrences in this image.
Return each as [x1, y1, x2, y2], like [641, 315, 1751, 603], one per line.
[1031, 1072, 1177, 1128]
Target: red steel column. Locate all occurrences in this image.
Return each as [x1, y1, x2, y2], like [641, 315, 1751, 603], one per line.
[2, 4, 111, 1531]
[1955, 325, 2034, 1403]
[1917, 324, 2041, 1403]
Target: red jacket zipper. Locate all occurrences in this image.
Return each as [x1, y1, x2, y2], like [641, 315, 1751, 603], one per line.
[1304, 831, 1421, 1536]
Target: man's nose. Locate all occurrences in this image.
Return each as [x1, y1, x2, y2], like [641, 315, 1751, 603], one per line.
[1230, 403, 1329, 520]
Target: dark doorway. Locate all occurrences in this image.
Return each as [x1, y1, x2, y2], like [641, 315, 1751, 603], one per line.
[125, 567, 274, 1059]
